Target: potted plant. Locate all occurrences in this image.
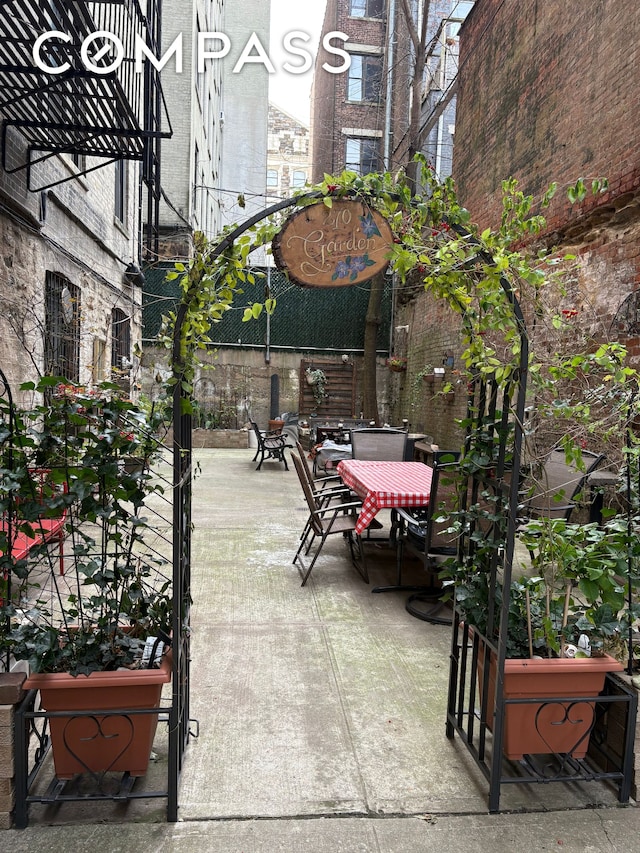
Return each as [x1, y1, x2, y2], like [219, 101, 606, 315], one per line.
[0, 377, 173, 779]
[305, 367, 328, 407]
[449, 513, 629, 760]
[387, 356, 407, 373]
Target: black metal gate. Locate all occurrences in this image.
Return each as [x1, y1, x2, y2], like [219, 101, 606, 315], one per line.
[443, 253, 638, 811]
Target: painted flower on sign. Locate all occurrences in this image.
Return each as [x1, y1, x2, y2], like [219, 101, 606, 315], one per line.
[359, 211, 382, 238]
[332, 254, 376, 282]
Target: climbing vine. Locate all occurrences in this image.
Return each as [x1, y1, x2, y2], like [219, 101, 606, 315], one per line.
[157, 157, 632, 446]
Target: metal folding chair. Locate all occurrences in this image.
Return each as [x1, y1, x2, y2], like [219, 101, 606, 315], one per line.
[291, 452, 369, 586]
[386, 451, 462, 621]
[523, 447, 605, 521]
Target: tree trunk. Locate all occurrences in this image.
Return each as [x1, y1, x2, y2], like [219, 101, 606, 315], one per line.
[362, 271, 385, 423]
[401, 0, 431, 190]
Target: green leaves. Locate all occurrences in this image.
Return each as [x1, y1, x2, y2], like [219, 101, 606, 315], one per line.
[567, 177, 609, 203]
[0, 378, 172, 674]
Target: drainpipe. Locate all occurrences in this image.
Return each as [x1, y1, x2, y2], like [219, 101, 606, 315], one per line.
[435, 112, 444, 177]
[383, 0, 396, 169]
[265, 259, 271, 364]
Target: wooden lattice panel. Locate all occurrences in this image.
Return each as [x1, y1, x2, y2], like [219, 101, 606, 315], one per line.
[299, 359, 356, 418]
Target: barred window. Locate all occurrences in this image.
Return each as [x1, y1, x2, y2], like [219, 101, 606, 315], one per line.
[45, 272, 80, 381]
[111, 308, 131, 375]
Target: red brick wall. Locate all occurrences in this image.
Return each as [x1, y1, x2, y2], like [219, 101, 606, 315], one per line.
[391, 285, 467, 451]
[452, 0, 640, 346]
[311, 0, 387, 181]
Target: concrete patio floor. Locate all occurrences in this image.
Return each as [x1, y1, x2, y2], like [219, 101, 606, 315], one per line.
[7, 447, 638, 851]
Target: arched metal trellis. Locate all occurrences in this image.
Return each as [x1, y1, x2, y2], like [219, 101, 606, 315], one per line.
[443, 236, 637, 812]
[171, 195, 637, 816]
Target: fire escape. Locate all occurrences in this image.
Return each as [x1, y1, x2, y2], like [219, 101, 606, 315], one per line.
[0, 0, 172, 259]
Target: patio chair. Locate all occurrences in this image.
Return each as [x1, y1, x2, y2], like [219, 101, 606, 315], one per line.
[522, 447, 605, 521]
[350, 427, 408, 461]
[387, 451, 462, 621]
[250, 420, 291, 471]
[295, 439, 345, 495]
[293, 440, 361, 548]
[291, 452, 369, 586]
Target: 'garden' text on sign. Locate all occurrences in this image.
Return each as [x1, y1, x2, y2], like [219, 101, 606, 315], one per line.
[272, 200, 393, 288]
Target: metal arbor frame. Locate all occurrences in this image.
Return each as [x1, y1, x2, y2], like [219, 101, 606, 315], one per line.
[443, 240, 637, 812]
[7, 190, 636, 823]
[5, 373, 181, 826]
[170, 200, 637, 815]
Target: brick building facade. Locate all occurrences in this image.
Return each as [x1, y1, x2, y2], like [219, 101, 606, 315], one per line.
[311, 0, 388, 181]
[388, 0, 640, 449]
[453, 0, 640, 358]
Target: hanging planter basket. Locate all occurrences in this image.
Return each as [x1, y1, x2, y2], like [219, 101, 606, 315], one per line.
[387, 357, 407, 373]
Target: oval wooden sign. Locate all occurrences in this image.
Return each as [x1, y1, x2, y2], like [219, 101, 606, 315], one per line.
[272, 200, 393, 288]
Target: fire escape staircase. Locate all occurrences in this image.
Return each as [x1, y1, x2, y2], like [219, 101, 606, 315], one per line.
[0, 0, 172, 257]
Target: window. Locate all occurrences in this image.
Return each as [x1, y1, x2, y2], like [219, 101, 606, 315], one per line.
[45, 272, 80, 382]
[266, 169, 278, 188]
[347, 55, 382, 102]
[114, 159, 127, 224]
[345, 138, 379, 175]
[349, 0, 383, 18]
[291, 170, 306, 188]
[448, 1, 475, 37]
[111, 308, 131, 377]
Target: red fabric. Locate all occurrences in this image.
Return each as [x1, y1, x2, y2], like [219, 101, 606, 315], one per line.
[2, 519, 65, 560]
[337, 460, 433, 534]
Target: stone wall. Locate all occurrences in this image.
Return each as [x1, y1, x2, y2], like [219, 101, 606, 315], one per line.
[0, 127, 141, 398]
[141, 345, 394, 429]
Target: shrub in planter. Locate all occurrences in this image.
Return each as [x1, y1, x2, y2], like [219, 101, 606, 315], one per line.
[450, 515, 633, 759]
[0, 378, 173, 777]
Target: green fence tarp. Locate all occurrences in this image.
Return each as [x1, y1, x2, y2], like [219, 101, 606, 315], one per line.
[143, 265, 392, 354]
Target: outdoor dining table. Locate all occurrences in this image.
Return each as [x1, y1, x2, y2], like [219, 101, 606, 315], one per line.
[336, 459, 433, 535]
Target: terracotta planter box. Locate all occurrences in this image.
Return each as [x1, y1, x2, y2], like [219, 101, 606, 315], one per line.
[24, 651, 171, 779]
[479, 648, 623, 760]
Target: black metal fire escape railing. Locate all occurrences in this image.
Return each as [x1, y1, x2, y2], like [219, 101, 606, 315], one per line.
[0, 0, 172, 198]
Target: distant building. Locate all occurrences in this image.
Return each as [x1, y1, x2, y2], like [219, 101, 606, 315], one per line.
[267, 105, 310, 200]
[217, 2, 270, 231]
[311, 0, 387, 182]
[156, 0, 269, 255]
[310, 0, 473, 182]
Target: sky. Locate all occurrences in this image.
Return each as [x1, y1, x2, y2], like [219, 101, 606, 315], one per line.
[268, 0, 328, 125]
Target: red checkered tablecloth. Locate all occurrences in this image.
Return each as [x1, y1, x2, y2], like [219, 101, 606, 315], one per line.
[336, 459, 433, 534]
